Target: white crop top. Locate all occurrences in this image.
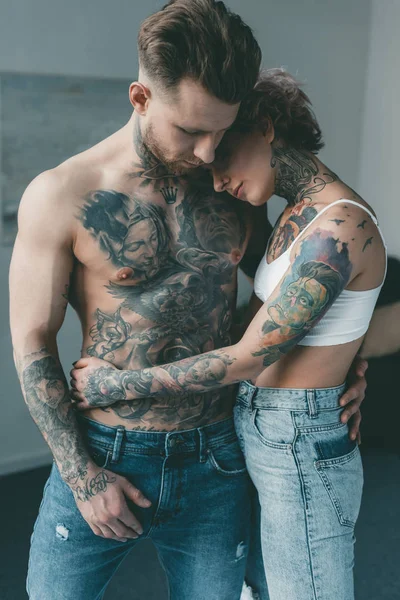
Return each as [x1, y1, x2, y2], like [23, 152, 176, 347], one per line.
[253, 199, 387, 347]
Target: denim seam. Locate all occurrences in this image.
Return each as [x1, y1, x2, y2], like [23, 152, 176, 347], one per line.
[292, 425, 320, 600]
[86, 434, 239, 457]
[314, 444, 360, 468]
[202, 431, 239, 448]
[88, 443, 163, 456]
[116, 448, 166, 456]
[314, 469, 356, 528]
[27, 468, 53, 596]
[245, 382, 346, 394]
[297, 422, 348, 434]
[251, 403, 342, 412]
[146, 456, 168, 538]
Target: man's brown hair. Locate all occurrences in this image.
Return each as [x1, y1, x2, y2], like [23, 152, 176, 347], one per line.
[138, 0, 262, 103]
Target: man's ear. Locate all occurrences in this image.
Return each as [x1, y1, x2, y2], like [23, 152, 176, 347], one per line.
[129, 81, 151, 115]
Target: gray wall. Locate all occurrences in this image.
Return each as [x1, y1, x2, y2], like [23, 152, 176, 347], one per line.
[358, 0, 400, 257]
[0, 0, 374, 474]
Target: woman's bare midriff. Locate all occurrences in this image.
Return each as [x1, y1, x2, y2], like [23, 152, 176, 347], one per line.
[254, 338, 363, 390]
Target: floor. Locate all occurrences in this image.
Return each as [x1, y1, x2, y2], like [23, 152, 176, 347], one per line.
[0, 447, 399, 599]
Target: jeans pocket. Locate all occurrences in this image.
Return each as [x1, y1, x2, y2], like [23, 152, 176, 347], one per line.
[252, 409, 294, 451]
[88, 444, 111, 470]
[207, 436, 248, 476]
[315, 444, 363, 528]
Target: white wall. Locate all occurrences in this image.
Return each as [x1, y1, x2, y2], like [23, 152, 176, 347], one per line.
[0, 0, 373, 475]
[358, 0, 400, 258]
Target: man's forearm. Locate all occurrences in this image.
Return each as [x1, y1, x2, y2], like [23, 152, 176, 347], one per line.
[15, 345, 92, 494]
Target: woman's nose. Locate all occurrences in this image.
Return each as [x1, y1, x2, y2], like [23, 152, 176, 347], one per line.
[212, 170, 230, 193]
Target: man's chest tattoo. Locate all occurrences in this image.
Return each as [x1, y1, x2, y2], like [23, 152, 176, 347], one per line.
[79, 186, 246, 371]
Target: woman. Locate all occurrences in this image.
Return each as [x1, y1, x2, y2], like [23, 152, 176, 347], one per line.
[71, 69, 387, 599]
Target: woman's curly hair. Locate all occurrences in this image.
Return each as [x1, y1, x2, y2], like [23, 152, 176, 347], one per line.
[234, 68, 324, 153]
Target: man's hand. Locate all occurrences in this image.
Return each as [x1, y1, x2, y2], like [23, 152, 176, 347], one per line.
[73, 464, 151, 542]
[340, 356, 368, 444]
[70, 357, 124, 409]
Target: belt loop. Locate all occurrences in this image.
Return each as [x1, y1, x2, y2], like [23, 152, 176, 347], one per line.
[238, 381, 256, 410]
[248, 385, 257, 411]
[198, 429, 207, 463]
[111, 426, 125, 463]
[306, 389, 317, 418]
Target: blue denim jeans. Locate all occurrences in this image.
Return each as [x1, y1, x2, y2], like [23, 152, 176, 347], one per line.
[234, 381, 364, 600]
[27, 416, 255, 600]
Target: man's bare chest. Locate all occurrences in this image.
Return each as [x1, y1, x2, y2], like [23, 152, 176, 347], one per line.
[71, 184, 248, 367]
[74, 184, 248, 287]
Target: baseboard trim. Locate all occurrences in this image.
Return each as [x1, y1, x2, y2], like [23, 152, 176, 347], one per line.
[0, 449, 52, 477]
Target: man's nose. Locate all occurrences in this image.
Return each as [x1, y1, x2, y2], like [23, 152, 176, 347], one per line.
[193, 134, 217, 164]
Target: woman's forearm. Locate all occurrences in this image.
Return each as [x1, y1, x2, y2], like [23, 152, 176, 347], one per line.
[90, 345, 261, 403]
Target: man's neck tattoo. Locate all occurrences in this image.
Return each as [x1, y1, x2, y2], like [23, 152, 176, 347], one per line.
[271, 147, 338, 206]
[130, 119, 180, 193]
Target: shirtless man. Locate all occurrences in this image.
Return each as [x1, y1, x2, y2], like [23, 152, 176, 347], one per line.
[9, 1, 366, 599]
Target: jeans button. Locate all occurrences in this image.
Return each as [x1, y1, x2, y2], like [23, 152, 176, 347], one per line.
[239, 384, 246, 395]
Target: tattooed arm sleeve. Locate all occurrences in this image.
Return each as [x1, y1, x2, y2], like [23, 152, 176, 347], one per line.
[84, 216, 362, 405]
[9, 173, 93, 493]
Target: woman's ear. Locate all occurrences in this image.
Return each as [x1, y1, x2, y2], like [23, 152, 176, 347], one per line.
[263, 118, 275, 144]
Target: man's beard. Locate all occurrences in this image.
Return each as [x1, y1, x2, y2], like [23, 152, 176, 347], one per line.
[142, 123, 203, 176]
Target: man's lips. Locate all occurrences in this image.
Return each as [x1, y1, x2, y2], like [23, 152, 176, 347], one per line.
[184, 160, 203, 168]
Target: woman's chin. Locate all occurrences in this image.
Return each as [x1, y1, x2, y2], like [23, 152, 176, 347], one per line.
[247, 195, 268, 207]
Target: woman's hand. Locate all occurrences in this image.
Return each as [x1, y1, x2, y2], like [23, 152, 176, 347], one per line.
[70, 357, 125, 410]
[340, 356, 368, 443]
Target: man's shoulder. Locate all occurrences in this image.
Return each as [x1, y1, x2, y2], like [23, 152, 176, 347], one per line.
[21, 145, 104, 212]
[18, 159, 96, 244]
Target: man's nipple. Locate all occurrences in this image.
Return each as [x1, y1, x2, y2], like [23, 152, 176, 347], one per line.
[115, 267, 134, 281]
[231, 249, 242, 265]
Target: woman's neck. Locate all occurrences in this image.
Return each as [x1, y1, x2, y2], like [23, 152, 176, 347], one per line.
[271, 146, 338, 207]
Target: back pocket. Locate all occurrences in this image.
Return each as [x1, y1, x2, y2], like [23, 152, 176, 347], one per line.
[315, 444, 363, 528]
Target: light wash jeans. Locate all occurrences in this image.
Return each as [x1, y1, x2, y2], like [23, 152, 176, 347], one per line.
[27, 416, 257, 600]
[234, 381, 364, 600]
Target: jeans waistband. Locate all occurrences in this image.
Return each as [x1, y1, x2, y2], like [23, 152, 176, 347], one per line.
[237, 380, 347, 414]
[76, 414, 237, 461]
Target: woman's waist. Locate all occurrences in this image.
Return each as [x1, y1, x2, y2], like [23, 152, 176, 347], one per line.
[236, 378, 347, 412]
[253, 341, 361, 391]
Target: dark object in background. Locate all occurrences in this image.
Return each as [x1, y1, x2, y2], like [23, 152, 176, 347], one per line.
[361, 256, 400, 452]
[375, 257, 400, 308]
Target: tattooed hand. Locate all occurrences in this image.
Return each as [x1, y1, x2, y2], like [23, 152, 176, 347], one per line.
[75, 464, 152, 542]
[70, 357, 125, 409]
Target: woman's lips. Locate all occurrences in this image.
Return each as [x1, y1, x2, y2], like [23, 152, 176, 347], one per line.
[233, 183, 244, 199]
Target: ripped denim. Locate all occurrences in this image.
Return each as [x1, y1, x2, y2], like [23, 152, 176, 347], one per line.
[27, 416, 253, 600]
